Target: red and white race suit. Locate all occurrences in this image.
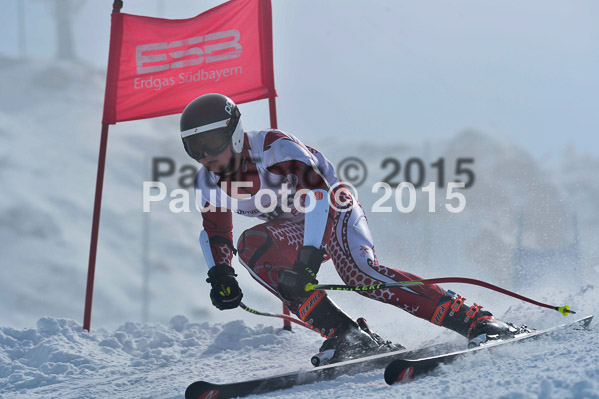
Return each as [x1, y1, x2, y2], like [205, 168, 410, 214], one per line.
[195, 130, 447, 328]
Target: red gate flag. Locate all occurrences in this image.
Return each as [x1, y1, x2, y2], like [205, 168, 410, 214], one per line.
[102, 0, 276, 124]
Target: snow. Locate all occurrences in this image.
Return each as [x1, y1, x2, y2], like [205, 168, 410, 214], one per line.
[1, 315, 598, 398]
[1, 57, 599, 397]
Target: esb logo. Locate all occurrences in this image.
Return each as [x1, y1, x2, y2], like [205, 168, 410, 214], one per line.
[136, 29, 242, 75]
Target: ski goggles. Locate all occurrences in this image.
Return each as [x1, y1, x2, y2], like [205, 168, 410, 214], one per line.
[183, 129, 231, 160]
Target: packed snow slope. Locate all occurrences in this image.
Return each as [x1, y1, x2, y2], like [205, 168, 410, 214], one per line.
[1, 313, 598, 398]
[1, 57, 599, 397]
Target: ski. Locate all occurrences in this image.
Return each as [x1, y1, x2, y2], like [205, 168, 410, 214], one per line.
[185, 342, 452, 399]
[384, 315, 593, 385]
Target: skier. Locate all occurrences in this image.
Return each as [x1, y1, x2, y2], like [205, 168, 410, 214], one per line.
[181, 93, 521, 363]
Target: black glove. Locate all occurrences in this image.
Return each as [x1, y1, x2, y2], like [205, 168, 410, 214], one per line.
[206, 264, 243, 310]
[277, 246, 324, 301]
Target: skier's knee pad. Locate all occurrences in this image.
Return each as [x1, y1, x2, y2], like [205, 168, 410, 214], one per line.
[237, 226, 272, 273]
[237, 225, 298, 285]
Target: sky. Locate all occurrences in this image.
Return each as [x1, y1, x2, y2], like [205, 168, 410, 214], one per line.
[1, 0, 598, 162]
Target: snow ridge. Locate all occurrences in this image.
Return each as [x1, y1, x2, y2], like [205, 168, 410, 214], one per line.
[0, 316, 315, 398]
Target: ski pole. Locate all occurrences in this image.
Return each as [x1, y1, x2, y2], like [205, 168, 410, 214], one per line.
[305, 277, 576, 316]
[239, 302, 316, 332]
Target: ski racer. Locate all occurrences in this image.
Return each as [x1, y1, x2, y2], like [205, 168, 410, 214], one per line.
[180, 93, 521, 363]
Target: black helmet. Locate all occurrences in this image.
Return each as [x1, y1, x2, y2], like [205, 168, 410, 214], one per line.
[180, 93, 243, 161]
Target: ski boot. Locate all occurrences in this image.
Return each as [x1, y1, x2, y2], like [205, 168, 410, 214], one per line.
[433, 290, 532, 348]
[300, 293, 402, 366]
[311, 317, 403, 366]
[466, 317, 532, 348]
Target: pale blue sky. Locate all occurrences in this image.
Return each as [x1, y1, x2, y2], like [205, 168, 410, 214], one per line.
[1, 0, 598, 162]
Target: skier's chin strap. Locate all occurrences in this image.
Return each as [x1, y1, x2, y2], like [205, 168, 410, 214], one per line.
[217, 150, 240, 177]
